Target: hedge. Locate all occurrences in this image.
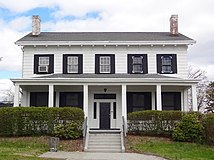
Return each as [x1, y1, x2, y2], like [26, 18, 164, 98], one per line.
[127, 110, 201, 137]
[0, 107, 84, 136]
[202, 113, 214, 145]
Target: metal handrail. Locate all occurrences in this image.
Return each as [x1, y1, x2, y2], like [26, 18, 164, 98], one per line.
[83, 117, 88, 148]
[121, 116, 126, 152]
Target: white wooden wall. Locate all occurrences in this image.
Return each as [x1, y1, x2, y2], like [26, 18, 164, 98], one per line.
[22, 45, 188, 78]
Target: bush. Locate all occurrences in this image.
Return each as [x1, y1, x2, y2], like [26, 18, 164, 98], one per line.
[202, 113, 214, 145]
[128, 110, 183, 136]
[0, 107, 84, 136]
[54, 122, 82, 139]
[172, 113, 204, 143]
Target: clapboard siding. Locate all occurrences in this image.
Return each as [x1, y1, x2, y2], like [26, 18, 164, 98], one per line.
[22, 45, 188, 78]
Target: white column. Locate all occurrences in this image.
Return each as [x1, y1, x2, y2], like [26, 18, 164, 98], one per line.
[48, 84, 54, 107]
[192, 84, 198, 111]
[152, 91, 156, 110]
[55, 91, 59, 107]
[183, 89, 188, 112]
[13, 84, 20, 107]
[83, 85, 89, 118]
[21, 90, 27, 106]
[122, 84, 127, 133]
[156, 84, 162, 111]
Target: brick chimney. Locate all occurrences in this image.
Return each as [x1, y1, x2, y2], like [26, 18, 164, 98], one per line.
[32, 15, 41, 36]
[170, 15, 178, 36]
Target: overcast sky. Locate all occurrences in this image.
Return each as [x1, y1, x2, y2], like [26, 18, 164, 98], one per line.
[0, 0, 214, 100]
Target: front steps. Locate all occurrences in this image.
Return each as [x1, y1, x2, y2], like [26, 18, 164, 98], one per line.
[85, 130, 123, 153]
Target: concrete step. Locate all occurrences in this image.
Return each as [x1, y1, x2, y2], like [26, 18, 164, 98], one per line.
[85, 148, 122, 153]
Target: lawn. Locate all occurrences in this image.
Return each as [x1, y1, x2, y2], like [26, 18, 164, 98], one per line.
[126, 135, 214, 160]
[0, 136, 83, 160]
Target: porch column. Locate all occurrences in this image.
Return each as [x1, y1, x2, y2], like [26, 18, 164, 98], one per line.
[83, 85, 88, 118]
[183, 89, 188, 112]
[48, 84, 54, 107]
[13, 84, 20, 107]
[152, 91, 156, 110]
[21, 90, 28, 106]
[156, 84, 162, 110]
[122, 84, 127, 127]
[191, 84, 198, 111]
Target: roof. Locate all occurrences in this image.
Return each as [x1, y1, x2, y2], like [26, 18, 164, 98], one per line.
[37, 73, 176, 79]
[15, 32, 195, 45]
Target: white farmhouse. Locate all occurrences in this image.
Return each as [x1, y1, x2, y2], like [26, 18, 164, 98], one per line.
[12, 15, 198, 152]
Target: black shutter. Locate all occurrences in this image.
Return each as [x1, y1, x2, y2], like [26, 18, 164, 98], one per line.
[95, 54, 100, 74]
[110, 54, 115, 74]
[127, 54, 133, 74]
[78, 55, 83, 74]
[143, 54, 148, 74]
[34, 55, 39, 74]
[63, 55, 68, 74]
[157, 54, 162, 74]
[48, 55, 54, 74]
[172, 54, 177, 73]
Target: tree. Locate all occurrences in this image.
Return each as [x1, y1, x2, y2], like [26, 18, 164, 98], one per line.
[205, 81, 214, 113]
[188, 66, 208, 111]
[3, 87, 14, 102]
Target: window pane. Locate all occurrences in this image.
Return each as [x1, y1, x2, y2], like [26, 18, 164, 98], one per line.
[65, 94, 79, 106]
[68, 56, 78, 65]
[132, 56, 143, 64]
[133, 94, 144, 107]
[162, 56, 172, 65]
[162, 66, 172, 72]
[68, 65, 78, 73]
[133, 65, 143, 72]
[39, 57, 49, 65]
[100, 56, 110, 65]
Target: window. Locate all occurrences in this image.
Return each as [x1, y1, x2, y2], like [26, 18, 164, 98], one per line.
[128, 54, 148, 74]
[67, 56, 78, 73]
[100, 56, 111, 73]
[127, 92, 152, 113]
[157, 54, 177, 74]
[63, 54, 83, 74]
[30, 92, 48, 107]
[162, 92, 181, 110]
[34, 54, 54, 74]
[95, 54, 115, 74]
[59, 92, 83, 108]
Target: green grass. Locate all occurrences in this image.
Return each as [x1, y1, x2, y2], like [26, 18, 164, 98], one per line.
[127, 135, 214, 160]
[0, 137, 50, 160]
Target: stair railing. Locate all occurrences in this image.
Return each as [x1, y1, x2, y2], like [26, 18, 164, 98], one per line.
[121, 116, 126, 152]
[83, 116, 89, 150]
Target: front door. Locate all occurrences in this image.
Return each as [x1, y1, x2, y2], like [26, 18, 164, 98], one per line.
[100, 102, 111, 129]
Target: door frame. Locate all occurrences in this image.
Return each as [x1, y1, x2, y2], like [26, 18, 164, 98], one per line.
[94, 99, 116, 129]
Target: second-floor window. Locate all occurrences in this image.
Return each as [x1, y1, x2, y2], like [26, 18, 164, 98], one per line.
[127, 54, 148, 74]
[63, 54, 83, 74]
[95, 54, 115, 74]
[34, 54, 54, 74]
[157, 54, 177, 74]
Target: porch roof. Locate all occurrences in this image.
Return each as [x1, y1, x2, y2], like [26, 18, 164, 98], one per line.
[11, 74, 199, 85]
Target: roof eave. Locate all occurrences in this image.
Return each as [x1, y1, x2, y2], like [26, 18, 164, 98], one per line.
[15, 40, 196, 46]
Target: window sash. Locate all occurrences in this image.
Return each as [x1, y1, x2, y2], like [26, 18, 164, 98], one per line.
[67, 56, 78, 73]
[100, 56, 111, 73]
[161, 56, 172, 73]
[39, 57, 49, 65]
[132, 56, 143, 73]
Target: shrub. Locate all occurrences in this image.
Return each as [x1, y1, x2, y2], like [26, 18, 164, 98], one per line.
[128, 110, 183, 136]
[202, 113, 214, 145]
[53, 122, 82, 139]
[0, 107, 84, 136]
[172, 113, 204, 143]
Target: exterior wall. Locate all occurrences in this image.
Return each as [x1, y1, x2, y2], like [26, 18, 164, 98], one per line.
[22, 45, 188, 78]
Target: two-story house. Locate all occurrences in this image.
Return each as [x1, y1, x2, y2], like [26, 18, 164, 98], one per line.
[12, 15, 198, 152]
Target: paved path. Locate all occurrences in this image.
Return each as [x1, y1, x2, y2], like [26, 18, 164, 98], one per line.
[39, 151, 167, 160]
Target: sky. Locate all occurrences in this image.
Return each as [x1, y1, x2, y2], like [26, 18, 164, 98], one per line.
[0, 0, 214, 100]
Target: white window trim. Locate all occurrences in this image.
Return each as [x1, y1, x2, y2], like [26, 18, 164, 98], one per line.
[132, 56, 144, 73]
[67, 56, 78, 73]
[100, 56, 111, 73]
[161, 55, 173, 73]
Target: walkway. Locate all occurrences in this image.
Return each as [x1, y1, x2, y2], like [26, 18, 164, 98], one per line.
[39, 151, 167, 160]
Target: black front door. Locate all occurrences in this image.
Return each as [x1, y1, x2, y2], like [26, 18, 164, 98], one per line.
[100, 102, 111, 129]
